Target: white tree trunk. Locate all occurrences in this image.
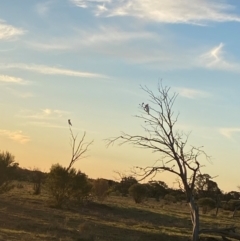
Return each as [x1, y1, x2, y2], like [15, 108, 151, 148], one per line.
[189, 197, 200, 241]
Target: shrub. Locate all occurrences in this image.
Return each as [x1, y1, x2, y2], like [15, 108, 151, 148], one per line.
[118, 176, 138, 197]
[46, 164, 69, 207]
[69, 169, 92, 203]
[16, 183, 24, 189]
[93, 179, 109, 201]
[32, 168, 45, 195]
[146, 181, 168, 201]
[129, 183, 148, 204]
[46, 164, 92, 207]
[198, 197, 216, 214]
[222, 199, 240, 211]
[0, 151, 18, 194]
[164, 194, 177, 204]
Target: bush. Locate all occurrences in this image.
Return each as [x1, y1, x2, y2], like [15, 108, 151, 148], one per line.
[93, 179, 109, 201]
[164, 194, 177, 204]
[16, 183, 24, 189]
[32, 168, 45, 195]
[198, 197, 216, 214]
[222, 199, 240, 211]
[0, 151, 18, 194]
[46, 164, 92, 207]
[146, 181, 168, 201]
[118, 176, 138, 197]
[70, 169, 92, 203]
[129, 183, 148, 204]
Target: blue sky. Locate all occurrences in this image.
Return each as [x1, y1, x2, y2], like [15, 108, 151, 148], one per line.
[1, 0, 240, 191]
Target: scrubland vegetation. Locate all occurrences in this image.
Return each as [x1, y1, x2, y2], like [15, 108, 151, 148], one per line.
[0, 158, 240, 241]
[1, 83, 240, 240]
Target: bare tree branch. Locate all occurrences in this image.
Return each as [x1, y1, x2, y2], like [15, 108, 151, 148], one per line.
[66, 123, 93, 172]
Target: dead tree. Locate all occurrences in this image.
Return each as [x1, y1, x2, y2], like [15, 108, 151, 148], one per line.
[66, 122, 93, 172]
[107, 83, 209, 241]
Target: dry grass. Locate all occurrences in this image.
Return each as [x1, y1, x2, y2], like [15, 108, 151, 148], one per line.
[0, 182, 240, 241]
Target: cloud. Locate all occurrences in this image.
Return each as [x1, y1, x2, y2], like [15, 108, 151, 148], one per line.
[0, 129, 30, 144]
[176, 88, 210, 99]
[5, 87, 34, 98]
[71, 0, 240, 25]
[25, 42, 70, 51]
[25, 26, 155, 52]
[27, 121, 98, 133]
[0, 20, 25, 40]
[18, 109, 77, 130]
[219, 128, 240, 139]
[0, 63, 106, 78]
[200, 43, 224, 66]
[19, 109, 70, 120]
[35, 1, 52, 16]
[66, 27, 184, 67]
[0, 75, 29, 85]
[79, 26, 154, 44]
[27, 121, 69, 129]
[71, 0, 111, 9]
[199, 43, 240, 72]
[23, 25, 198, 69]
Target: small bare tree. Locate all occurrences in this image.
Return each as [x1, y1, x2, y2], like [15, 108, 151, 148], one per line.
[46, 121, 93, 207]
[67, 121, 93, 171]
[107, 83, 209, 241]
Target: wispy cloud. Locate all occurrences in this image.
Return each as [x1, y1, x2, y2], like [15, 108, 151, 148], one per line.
[67, 27, 184, 67]
[18, 109, 74, 130]
[199, 43, 240, 72]
[27, 121, 69, 129]
[0, 129, 30, 144]
[26, 42, 70, 51]
[0, 63, 106, 78]
[71, 0, 240, 25]
[176, 88, 210, 99]
[20, 109, 72, 130]
[19, 108, 70, 120]
[23, 25, 201, 69]
[219, 128, 240, 139]
[71, 0, 111, 9]
[5, 87, 34, 98]
[0, 75, 29, 85]
[35, 1, 53, 16]
[0, 20, 25, 40]
[25, 26, 155, 52]
[78, 26, 154, 44]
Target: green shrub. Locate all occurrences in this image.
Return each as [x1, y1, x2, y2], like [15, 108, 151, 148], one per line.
[32, 168, 45, 195]
[222, 199, 240, 211]
[16, 183, 24, 189]
[70, 169, 92, 203]
[146, 181, 168, 201]
[46, 164, 92, 207]
[198, 197, 216, 214]
[119, 176, 138, 197]
[0, 151, 18, 194]
[93, 179, 109, 201]
[129, 183, 148, 204]
[164, 194, 177, 204]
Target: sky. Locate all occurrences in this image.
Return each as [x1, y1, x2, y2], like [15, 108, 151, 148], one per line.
[1, 0, 240, 192]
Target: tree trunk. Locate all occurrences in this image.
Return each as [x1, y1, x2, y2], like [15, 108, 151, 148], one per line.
[189, 197, 200, 241]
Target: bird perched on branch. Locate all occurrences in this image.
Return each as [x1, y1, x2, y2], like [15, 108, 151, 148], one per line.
[68, 119, 72, 126]
[142, 102, 150, 114]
